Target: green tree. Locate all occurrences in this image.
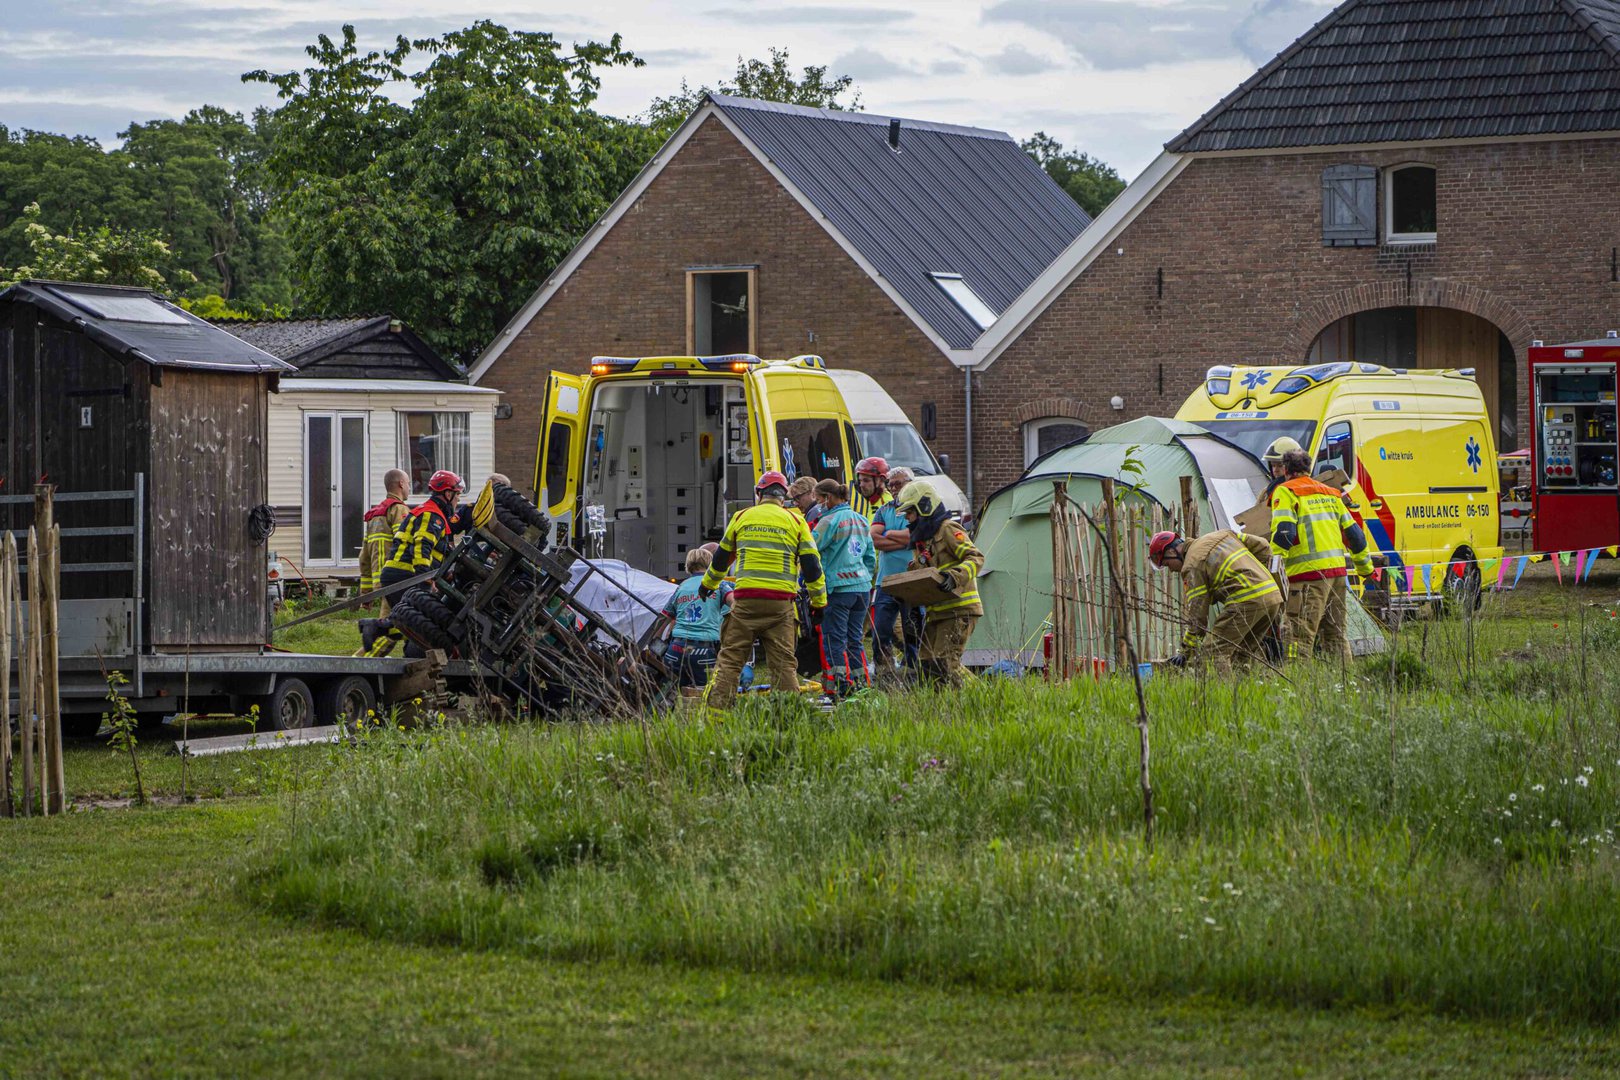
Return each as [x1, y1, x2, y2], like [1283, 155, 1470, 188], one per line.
[1021, 132, 1125, 218]
[644, 47, 861, 133]
[247, 21, 650, 362]
[0, 202, 196, 290]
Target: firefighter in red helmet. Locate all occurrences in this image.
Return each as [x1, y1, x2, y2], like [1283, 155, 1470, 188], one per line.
[363, 469, 464, 657]
[699, 471, 827, 711]
[852, 455, 889, 520]
[1148, 527, 1281, 675]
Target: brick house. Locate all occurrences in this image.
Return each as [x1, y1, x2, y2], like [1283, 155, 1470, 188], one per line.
[468, 94, 1090, 500]
[964, 0, 1620, 496]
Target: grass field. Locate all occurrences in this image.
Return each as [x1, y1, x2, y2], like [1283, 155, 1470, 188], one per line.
[6, 572, 1620, 1075]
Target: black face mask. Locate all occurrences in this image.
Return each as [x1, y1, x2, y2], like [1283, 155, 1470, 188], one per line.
[909, 506, 948, 545]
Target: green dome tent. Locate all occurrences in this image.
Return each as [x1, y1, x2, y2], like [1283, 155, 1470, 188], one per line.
[964, 416, 1385, 669]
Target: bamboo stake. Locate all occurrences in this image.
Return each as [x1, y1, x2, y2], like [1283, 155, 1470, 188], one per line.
[0, 531, 14, 817]
[1049, 482, 1070, 680]
[22, 526, 39, 816]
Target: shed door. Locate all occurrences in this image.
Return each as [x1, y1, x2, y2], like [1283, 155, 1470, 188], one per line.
[304, 412, 368, 566]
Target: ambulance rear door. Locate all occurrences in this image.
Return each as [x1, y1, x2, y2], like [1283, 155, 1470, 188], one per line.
[534, 370, 587, 547]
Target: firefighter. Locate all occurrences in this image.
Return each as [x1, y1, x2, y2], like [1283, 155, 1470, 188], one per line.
[359, 469, 410, 600]
[1270, 449, 1374, 663]
[1149, 528, 1282, 674]
[1262, 436, 1301, 498]
[851, 455, 888, 520]
[700, 471, 827, 711]
[363, 469, 465, 657]
[898, 480, 983, 687]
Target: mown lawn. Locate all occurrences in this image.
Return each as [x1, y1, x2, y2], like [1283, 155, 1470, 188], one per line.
[4, 802, 1618, 1078]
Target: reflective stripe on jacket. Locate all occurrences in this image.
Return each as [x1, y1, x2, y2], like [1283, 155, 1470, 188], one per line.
[813, 503, 877, 593]
[381, 500, 453, 577]
[910, 519, 984, 615]
[702, 501, 827, 606]
[1180, 530, 1280, 649]
[1270, 477, 1372, 580]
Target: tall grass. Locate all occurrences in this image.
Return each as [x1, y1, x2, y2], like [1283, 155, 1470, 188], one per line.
[245, 608, 1620, 1022]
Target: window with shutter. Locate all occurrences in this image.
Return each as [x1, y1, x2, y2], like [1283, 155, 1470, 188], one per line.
[1321, 164, 1377, 247]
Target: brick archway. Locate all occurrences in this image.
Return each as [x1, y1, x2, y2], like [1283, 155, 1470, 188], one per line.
[1012, 396, 1088, 426]
[1285, 279, 1534, 359]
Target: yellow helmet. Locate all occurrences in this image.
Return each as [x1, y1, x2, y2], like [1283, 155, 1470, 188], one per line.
[895, 480, 943, 517]
[1263, 435, 1302, 464]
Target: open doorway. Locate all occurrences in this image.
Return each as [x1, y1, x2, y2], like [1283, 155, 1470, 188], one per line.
[1308, 306, 1517, 450]
[581, 379, 739, 575]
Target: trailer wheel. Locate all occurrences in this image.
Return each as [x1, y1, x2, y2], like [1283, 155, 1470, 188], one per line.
[317, 675, 376, 728]
[257, 677, 316, 731]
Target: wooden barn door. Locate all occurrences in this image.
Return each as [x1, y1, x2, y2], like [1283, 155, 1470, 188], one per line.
[303, 412, 368, 567]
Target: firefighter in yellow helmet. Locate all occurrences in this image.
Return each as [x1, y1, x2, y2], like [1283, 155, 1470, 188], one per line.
[1270, 449, 1374, 663]
[1149, 528, 1282, 674]
[897, 480, 983, 687]
[700, 471, 828, 710]
[1262, 435, 1302, 499]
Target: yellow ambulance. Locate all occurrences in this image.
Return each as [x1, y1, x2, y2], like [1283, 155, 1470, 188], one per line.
[1175, 361, 1503, 595]
[533, 354, 862, 576]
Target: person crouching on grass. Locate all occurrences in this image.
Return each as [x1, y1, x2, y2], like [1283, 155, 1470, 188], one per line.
[812, 478, 877, 698]
[660, 544, 733, 695]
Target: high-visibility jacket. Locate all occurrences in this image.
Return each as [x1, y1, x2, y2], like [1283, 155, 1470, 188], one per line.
[852, 487, 885, 522]
[813, 503, 877, 593]
[381, 500, 454, 578]
[358, 495, 407, 592]
[1269, 477, 1373, 581]
[909, 517, 984, 615]
[1180, 530, 1281, 650]
[703, 500, 827, 606]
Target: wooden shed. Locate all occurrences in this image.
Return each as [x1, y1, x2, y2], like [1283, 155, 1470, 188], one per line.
[0, 280, 293, 654]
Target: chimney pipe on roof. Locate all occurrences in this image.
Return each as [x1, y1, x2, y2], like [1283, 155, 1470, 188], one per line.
[888, 117, 901, 151]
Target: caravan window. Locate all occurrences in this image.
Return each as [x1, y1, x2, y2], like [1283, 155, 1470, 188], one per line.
[399, 412, 470, 495]
[777, 418, 845, 481]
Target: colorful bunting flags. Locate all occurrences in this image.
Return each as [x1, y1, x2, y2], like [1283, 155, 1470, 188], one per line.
[1513, 555, 1530, 588]
[1420, 563, 1433, 593]
[1575, 550, 1587, 581]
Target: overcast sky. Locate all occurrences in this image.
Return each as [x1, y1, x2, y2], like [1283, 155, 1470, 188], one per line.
[0, 0, 1337, 178]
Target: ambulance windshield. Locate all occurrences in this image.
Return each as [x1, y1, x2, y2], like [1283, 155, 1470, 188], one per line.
[855, 423, 937, 476]
[1196, 419, 1318, 464]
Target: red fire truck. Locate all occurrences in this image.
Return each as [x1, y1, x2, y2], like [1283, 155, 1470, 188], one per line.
[1530, 335, 1620, 552]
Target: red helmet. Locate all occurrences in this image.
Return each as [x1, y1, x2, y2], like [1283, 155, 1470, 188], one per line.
[1147, 530, 1181, 568]
[855, 456, 889, 478]
[427, 469, 464, 493]
[755, 471, 789, 496]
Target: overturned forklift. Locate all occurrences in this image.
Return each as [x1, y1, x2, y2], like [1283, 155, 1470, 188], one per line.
[384, 484, 672, 716]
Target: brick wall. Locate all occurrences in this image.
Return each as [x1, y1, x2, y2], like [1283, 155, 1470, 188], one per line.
[478, 116, 964, 493]
[978, 137, 1620, 496]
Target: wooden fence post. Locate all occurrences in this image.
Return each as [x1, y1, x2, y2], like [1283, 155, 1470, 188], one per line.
[1180, 475, 1199, 539]
[1048, 481, 1072, 680]
[39, 484, 64, 814]
[1099, 479, 1129, 671]
[1, 531, 14, 817]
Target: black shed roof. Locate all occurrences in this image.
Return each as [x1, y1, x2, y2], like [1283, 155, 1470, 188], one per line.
[1168, 0, 1620, 153]
[0, 280, 291, 373]
[223, 315, 461, 380]
[710, 95, 1092, 350]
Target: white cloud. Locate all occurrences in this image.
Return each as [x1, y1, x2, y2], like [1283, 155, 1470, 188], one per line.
[0, 0, 1333, 175]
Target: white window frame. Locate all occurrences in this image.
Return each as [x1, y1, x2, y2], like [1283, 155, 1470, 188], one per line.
[930, 273, 997, 330]
[397, 410, 471, 496]
[1383, 163, 1437, 245]
[1022, 417, 1088, 468]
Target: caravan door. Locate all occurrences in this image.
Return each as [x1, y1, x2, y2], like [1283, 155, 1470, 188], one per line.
[533, 371, 587, 547]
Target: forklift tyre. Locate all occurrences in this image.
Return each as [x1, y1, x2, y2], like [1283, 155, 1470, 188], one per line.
[317, 675, 376, 727]
[411, 592, 464, 641]
[494, 486, 549, 532]
[256, 677, 316, 731]
[389, 593, 456, 651]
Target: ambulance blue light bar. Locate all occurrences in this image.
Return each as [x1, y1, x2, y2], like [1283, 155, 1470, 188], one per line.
[698, 353, 763, 372]
[588, 356, 641, 375]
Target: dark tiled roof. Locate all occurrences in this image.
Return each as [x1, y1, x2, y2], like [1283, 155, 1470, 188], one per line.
[225, 316, 384, 360]
[711, 95, 1092, 349]
[1169, 0, 1620, 153]
[0, 280, 291, 372]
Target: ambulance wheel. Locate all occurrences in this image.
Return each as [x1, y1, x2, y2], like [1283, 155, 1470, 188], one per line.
[1442, 548, 1482, 613]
